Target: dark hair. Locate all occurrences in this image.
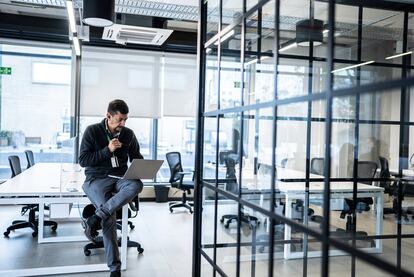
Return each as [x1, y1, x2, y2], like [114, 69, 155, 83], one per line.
[107, 99, 129, 115]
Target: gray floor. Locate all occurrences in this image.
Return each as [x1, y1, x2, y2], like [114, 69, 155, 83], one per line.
[0, 202, 193, 277]
[1, 200, 414, 277]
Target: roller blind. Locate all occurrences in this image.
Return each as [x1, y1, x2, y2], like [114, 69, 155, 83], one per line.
[80, 46, 197, 118]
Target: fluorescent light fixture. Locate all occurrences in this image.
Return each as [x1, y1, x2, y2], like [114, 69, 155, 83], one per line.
[214, 30, 235, 45]
[331, 60, 374, 73]
[279, 42, 297, 52]
[244, 56, 271, 67]
[385, 51, 412, 60]
[73, 36, 81, 56]
[66, 0, 77, 34]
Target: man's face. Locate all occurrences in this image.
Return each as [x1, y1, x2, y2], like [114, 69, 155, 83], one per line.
[107, 112, 128, 133]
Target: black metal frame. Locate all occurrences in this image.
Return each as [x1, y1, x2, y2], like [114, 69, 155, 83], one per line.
[194, 0, 414, 276]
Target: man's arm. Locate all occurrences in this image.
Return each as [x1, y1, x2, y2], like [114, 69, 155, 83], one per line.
[79, 126, 111, 167]
[128, 133, 144, 161]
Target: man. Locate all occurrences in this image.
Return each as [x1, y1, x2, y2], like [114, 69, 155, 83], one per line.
[79, 99, 143, 277]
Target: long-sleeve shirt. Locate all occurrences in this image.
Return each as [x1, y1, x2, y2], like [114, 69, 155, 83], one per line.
[79, 118, 143, 181]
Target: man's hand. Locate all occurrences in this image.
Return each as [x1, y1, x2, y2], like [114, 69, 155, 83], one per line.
[108, 138, 122, 153]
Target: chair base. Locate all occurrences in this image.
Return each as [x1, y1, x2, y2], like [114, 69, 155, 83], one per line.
[4, 208, 58, 238]
[220, 214, 260, 229]
[83, 236, 144, 256]
[169, 201, 193, 213]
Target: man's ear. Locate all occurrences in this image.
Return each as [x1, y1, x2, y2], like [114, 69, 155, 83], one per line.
[106, 112, 111, 119]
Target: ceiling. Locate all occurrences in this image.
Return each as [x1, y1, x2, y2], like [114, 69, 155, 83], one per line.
[0, 0, 413, 52]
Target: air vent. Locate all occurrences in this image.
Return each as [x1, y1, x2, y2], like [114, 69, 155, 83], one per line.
[102, 24, 173, 46]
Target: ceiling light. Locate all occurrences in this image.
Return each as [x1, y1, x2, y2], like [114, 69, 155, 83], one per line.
[83, 0, 115, 27]
[296, 19, 323, 46]
[73, 37, 81, 56]
[214, 30, 235, 45]
[331, 61, 374, 73]
[66, 1, 76, 34]
[279, 42, 297, 52]
[385, 51, 412, 60]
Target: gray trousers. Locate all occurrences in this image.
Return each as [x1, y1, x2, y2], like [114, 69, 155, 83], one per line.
[82, 177, 143, 272]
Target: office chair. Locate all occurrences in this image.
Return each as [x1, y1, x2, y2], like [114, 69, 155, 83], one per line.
[3, 155, 58, 238]
[334, 161, 378, 246]
[25, 150, 35, 169]
[166, 151, 194, 213]
[82, 195, 143, 256]
[220, 156, 259, 229]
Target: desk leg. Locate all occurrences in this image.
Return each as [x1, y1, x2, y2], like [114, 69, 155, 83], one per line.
[375, 192, 383, 253]
[38, 199, 45, 243]
[284, 196, 292, 259]
[120, 205, 128, 270]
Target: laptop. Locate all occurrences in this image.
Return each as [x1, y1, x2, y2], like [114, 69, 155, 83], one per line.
[108, 159, 164, 180]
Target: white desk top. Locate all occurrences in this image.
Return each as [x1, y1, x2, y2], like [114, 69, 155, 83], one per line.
[241, 167, 383, 193]
[0, 163, 85, 197]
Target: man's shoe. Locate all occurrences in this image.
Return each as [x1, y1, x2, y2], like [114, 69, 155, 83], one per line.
[84, 214, 101, 242]
[110, 271, 121, 277]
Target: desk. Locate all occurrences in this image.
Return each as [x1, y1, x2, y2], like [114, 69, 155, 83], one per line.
[0, 163, 129, 276]
[279, 181, 384, 259]
[241, 167, 384, 259]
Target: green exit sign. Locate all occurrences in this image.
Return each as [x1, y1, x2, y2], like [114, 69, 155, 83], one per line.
[0, 67, 12, 75]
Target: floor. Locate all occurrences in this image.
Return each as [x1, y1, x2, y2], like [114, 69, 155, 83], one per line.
[1, 200, 414, 277]
[0, 202, 193, 277]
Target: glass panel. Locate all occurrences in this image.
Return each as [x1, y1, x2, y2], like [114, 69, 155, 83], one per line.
[277, 59, 309, 99]
[222, 0, 243, 30]
[0, 43, 72, 179]
[362, 9, 405, 65]
[157, 117, 196, 182]
[216, 196, 238, 276]
[205, 49, 219, 112]
[206, 0, 220, 42]
[203, 116, 219, 180]
[334, 5, 358, 61]
[220, 49, 242, 109]
[201, 255, 214, 277]
[244, 2, 275, 105]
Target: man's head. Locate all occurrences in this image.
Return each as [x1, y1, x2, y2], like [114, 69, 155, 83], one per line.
[106, 99, 129, 133]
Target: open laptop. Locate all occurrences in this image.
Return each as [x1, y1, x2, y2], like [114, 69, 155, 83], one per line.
[108, 159, 164, 180]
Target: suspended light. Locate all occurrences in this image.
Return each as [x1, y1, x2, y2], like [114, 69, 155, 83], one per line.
[296, 19, 324, 46]
[82, 0, 115, 28]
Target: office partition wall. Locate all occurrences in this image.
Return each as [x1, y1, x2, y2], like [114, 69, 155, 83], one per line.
[194, 0, 414, 276]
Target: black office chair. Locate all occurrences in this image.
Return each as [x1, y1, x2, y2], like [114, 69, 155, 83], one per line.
[334, 161, 378, 246]
[4, 155, 58, 238]
[166, 151, 194, 213]
[82, 195, 143, 256]
[219, 157, 259, 229]
[25, 150, 35, 169]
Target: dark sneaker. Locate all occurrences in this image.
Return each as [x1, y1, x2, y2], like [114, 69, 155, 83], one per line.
[110, 271, 121, 277]
[84, 214, 101, 242]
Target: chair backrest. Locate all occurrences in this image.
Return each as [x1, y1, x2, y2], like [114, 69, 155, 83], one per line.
[357, 161, 378, 185]
[224, 156, 238, 194]
[25, 150, 35, 169]
[166, 152, 183, 184]
[8, 155, 22, 177]
[310, 157, 325, 176]
[378, 156, 392, 193]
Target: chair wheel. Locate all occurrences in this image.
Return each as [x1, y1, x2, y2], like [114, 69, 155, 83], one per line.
[224, 223, 230, 229]
[84, 249, 91, 256]
[220, 218, 224, 223]
[4, 231, 10, 237]
[170, 208, 173, 213]
[258, 246, 265, 253]
[130, 224, 135, 230]
[138, 247, 144, 254]
[189, 209, 193, 214]
[52, 226, 57, 231]
[32, 232, 38, 237]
